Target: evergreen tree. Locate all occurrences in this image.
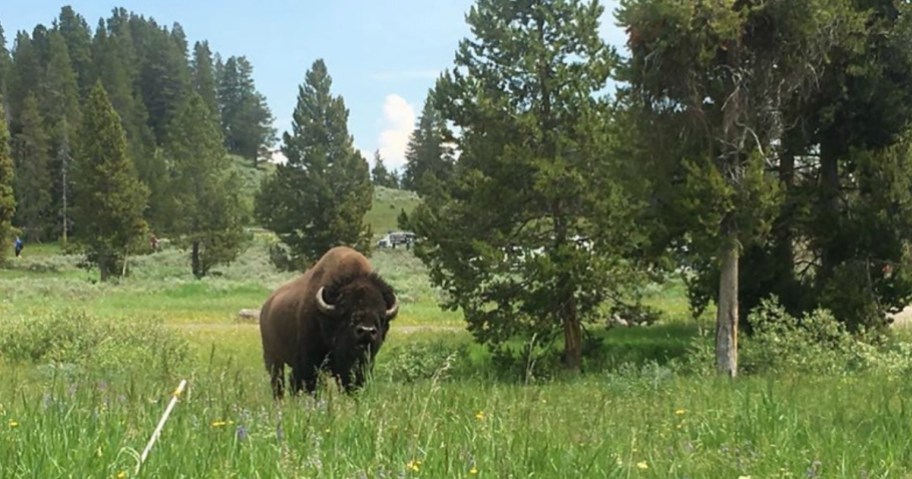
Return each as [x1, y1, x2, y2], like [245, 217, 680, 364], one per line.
[0, 23, 11, 114]
[8, 31, 42, 125]
[218, 56, 275, 166]
[371, 150, 398, 188]
[164, 92, 249, 278]
[777, 0, 912, 331]
[401, 91, 454, 195]
[0, 102, 14, 264]
[255, 59, 372, 269]
[191, 41, 218, 115]
[407, 0, 642, 372]
[12, 94, 52, 241]
[136, 20, 191, 142]
[91, 18, 162, 229]
[617, 0, 864, 375]
[54, 7, 93, 95]
[42, 30, 81, 238]
[73, 82, 149, 280]
[42, 31, 80, 143]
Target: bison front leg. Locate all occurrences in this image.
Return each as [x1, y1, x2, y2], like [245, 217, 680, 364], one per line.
[291, 360, 319, 396]
[335, 360, 370, 393]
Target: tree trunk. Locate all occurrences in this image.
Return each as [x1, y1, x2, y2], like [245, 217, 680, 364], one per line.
[192, 240, 201, 279]
[716, 230, 739, 377]
[562, 290, 582, 372]
[819, 138, 840, 278]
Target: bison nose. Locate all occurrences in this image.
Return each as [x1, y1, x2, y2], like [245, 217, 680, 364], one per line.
[356, 325, 378, 341]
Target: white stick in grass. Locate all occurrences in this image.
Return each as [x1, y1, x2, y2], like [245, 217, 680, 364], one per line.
[136, 379, 188, 474]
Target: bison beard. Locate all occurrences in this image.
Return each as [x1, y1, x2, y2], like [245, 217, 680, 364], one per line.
[259, 247, 399, 398]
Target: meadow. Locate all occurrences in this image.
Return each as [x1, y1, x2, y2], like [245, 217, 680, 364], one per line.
[2, 191, 912, 477]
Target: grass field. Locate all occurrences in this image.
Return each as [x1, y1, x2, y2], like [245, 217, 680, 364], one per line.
[2, 192, 912, 477]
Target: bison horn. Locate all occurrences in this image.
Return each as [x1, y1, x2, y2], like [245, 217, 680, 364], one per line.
[316, 286, 336, 314]
[385, 295, 399, 318]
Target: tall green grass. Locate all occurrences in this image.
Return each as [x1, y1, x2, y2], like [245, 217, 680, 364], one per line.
[3, 361, 912, 478]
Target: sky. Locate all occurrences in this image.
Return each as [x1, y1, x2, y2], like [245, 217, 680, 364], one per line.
[0, 0, 627, 171]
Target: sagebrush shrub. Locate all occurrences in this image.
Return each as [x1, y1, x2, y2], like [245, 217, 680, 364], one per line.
[0, 309, 189, 378]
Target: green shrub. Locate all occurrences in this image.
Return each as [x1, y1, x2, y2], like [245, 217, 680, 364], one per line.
[0, 309, 190, 378]
[740, 297, 858, 375]
[375, 339, 470, 383]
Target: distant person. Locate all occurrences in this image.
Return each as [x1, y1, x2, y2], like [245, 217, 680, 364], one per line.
[149, 233, 159, 252]
[14, 236, 23, 258]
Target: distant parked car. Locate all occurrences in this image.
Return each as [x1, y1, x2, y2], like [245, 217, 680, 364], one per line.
[377, 231, 416, 249]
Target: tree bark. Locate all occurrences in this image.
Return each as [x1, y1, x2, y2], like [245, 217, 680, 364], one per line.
[716, 230, 739, 377]
[561, 286, 582, 372]
[819, 138, 840, 278]
[192, 240, 201, 279]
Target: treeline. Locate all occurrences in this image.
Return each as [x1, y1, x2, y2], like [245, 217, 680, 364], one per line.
[3, 0, 912, 376]
[398, 0, 912, 376]
[0, 7, 274, 277]
[0, 7, 273, 241]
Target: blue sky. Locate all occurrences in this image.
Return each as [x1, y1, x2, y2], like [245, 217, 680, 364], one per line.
[1, 0, 626, 171]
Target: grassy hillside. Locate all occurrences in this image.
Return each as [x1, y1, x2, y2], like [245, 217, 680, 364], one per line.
[235, 155, 421, 236]
[366, 186, 422, 236]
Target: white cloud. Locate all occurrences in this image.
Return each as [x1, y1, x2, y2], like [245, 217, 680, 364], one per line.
[376, 94, 416, 171]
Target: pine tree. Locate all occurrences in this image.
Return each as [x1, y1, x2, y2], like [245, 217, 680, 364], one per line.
[42, 30, 81, 239]
[0, 102, 14, 264]
[0, 22, 11, 114]
[164, 92, 249, 278]
[12, 94, 52, 241]
[8, 31, 42, 125]
[191, 41, 218, 115]
[255, 59, 372, 269]
[54, 7, 93, 95]
[73, 82, 149, 280]
[136, 21, 191, 142]
[407, 0, 640, 372]
[401, 91, 454, 195]
[371, 150, 398, 189]
[218, 56, 275, 166]
[91, 18, 162, 228]
[618, 0, 864, 375]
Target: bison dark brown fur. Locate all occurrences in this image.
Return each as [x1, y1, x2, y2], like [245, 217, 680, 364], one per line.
[258, 246, 398, 397]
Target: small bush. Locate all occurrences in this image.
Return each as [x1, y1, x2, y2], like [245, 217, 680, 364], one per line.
[0, 309, 190, 378]
[375, 339, 470, 383]
[740, 297, 858, 375]
[738, 296, 912, 377]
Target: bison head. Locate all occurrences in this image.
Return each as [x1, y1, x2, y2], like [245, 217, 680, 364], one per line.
[315, 272, 399, 356]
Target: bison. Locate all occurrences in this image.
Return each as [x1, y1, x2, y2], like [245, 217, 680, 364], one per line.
[258, 246, 399, 397]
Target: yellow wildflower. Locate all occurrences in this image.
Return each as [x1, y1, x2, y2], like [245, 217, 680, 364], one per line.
[211, 420, 228, 428]
[8, 420, 18, 428]
[116, 472, 127, 479]
[469, 466, 478, 475]
[675, 409, 686, 416]
[407, 459, 422, 472]
[475, 410, 485, 421]
[637, 461, 648, 470]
